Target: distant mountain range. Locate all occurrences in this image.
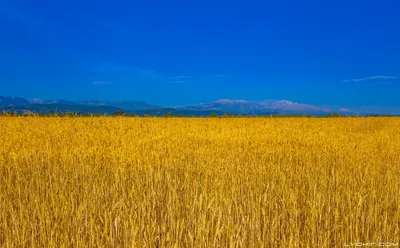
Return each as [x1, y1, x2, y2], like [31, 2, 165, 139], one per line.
[0, 96, 225, 116]
[0, 96, 375, 116]
[176, 99, 336, 116]
[0, 104, 122, 115]
[0, 96, 30, 106]
[28, 99, 159, 111]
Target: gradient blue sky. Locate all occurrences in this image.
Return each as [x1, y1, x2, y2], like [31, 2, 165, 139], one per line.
[0, 0, 399, 112]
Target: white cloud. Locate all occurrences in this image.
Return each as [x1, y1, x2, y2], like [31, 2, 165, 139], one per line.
[174, 75, 190, 79]
[342, 76, 397, 83]
[339, 108, 352, 113]
[92, 81, 111, 85]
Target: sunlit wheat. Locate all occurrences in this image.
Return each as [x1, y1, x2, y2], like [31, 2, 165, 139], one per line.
[0, 117, 399, 247]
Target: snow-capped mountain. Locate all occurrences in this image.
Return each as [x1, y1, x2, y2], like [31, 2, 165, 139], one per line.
[178, 99, 338, 115]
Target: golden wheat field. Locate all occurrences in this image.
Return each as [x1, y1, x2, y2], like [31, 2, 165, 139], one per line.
[1, 117, 400, 247]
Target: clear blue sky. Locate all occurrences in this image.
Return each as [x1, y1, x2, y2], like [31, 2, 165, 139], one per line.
[0, 0, 399, 112]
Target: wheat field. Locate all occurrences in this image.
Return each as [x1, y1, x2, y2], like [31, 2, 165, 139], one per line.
[0, 117, 400, 247]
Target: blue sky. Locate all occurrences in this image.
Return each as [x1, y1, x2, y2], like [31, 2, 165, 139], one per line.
[0, 0, 399, 112]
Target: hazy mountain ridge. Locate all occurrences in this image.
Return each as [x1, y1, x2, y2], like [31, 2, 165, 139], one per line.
[0, 96, 30, 107]
[77, 100, 159, 111]
[0, 96, 378, 116]
[178, 99, 350, 116]
[1, 104, 123, 115]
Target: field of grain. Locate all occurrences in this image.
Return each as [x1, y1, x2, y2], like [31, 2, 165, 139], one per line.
[1, 117, 400, 247]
